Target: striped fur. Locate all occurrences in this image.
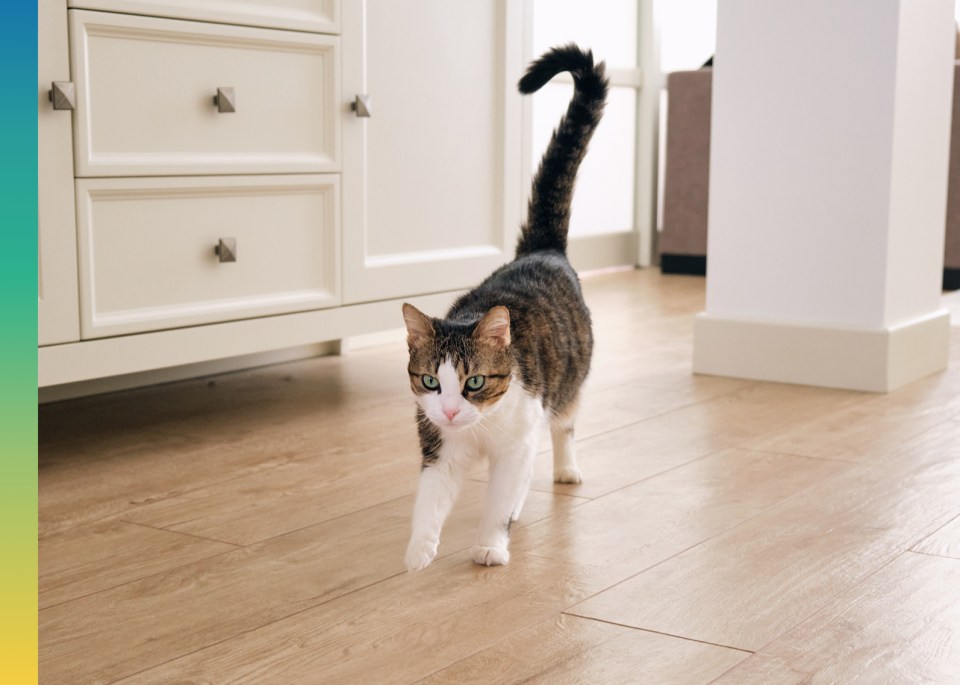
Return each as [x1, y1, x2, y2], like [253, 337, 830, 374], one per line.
[402, 45, 606, 571]
[516, 44, 608, 257]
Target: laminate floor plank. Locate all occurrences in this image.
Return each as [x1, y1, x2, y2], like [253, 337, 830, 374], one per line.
[911, 513, 960, 560]
[713, 552, 960, 684]
[40, 520, 237, 609]
[511, 447, 850, 590]
[113, 552, 599, 685]
[39, 438, 292, 538]
[569, 420, 960, 651]
[39, 482, 582, 684]
[417, 614, 748, 685]
[746, 363, 960, 463]
[125, 443, 420, 546]
[551, 379, 728, 450]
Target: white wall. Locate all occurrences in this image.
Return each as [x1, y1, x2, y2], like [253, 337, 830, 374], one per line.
[695, 0, 954, 391]
[706, 0, 903, 328]
[884, 1, 957, 325]
[657, 0, 716, 72]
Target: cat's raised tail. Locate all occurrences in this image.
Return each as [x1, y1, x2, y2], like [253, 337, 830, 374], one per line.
[516, 44, 608, 258]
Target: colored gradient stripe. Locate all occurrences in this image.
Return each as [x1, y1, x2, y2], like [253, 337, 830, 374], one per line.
[2, 3, 38, 684]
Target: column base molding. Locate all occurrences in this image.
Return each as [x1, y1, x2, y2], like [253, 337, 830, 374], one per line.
[693, 310, 950, 392]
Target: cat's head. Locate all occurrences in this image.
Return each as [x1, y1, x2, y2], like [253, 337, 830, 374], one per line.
[402, 303, 513, 430]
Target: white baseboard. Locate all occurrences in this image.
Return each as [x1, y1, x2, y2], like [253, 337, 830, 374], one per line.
[339, 327, 405, 352]
[567, 231, 638, 273]
[38, 342, 339, 403]
[693, 309, 950, 392]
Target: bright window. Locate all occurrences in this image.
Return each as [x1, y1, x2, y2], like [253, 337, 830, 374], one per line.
[531, 0, 641, 237]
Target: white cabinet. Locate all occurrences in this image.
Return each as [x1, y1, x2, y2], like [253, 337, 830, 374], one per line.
[39, 0, 525, 390]
[341, 0, 524, 304]
[39, 0, 80, 346]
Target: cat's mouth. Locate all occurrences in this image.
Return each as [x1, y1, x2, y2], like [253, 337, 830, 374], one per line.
[428, 411, 478, 431]
[440, 417, 473, 430]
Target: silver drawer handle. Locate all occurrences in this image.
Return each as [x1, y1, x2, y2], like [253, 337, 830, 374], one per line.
[49, 81, 76, 111]
[214, 238, 237, 263]
[214, 87, 236, 113]
[351, 94, 372, 118]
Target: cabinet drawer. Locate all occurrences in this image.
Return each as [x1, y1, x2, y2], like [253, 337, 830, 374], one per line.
[68, 0, 339, 34]
[77, 176, 340, 339]
[70, 10, 340, 177]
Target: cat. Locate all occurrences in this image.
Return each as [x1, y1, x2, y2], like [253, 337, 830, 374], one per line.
[402, 44, 607, 571]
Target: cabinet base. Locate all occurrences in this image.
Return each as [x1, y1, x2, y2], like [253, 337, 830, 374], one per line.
[39, 290, 462, 392]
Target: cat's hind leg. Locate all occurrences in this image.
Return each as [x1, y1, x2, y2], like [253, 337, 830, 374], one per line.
[550, 399, 582, 484]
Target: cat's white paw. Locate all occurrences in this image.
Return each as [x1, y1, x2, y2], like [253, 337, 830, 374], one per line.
[554, 466, 583, 484]
[471, 544, 510, 566]
[405, 537, 438, 572]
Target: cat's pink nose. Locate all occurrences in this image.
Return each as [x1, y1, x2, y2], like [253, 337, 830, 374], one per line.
[444, 408, 460, 422]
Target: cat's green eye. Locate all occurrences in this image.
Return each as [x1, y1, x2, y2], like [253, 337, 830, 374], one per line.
[421, 375, 439, 390]
[465, 375, 485, 391]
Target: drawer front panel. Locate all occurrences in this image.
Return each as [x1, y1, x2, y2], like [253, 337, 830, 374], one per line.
[67, 0, 340, 34]
[77, 176, 340, 338]
[70, 10, 340, 177]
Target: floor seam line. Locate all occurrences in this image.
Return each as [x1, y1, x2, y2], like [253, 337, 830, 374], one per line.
[559, 614, 755, 654]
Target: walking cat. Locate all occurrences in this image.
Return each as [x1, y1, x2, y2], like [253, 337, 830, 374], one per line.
[402, 45, 607, 570]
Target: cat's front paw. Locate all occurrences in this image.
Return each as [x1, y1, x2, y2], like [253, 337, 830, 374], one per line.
[405, 537, 438, 572]
[471, 544, 510, 566]
[554, 466, 583, 484]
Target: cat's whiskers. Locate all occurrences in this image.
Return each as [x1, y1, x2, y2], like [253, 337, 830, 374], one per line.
[471, 418, 496, 440]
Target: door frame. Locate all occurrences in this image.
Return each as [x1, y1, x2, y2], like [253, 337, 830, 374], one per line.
[520, 0, 662, 272]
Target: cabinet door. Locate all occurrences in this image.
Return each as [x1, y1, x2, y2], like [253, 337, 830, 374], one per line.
[341, 0, 525, 304]
[39, 0, 81, 345]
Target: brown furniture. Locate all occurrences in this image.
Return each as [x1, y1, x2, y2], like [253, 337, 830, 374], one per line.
[659, 68, 712, 276]
[946, 57, 960, 290]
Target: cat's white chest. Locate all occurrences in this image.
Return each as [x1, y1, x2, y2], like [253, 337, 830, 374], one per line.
[475, 382, 545, 455]
[496, 381, 544, 428]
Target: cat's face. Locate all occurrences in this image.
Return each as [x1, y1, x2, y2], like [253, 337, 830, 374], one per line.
[402, 304, 513, 430]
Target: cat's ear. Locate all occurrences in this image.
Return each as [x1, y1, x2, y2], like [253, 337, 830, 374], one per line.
[402, 303, 434, 344]
[473, 306, 511, 347]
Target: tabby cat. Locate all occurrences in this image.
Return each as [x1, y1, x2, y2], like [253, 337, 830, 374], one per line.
[402, 45, 607, 570]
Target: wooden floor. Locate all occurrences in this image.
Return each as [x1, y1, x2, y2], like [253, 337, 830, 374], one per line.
[39, 269, 960, 684]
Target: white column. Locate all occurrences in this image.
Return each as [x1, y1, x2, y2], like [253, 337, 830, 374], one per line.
[693, 0, 956, 392]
